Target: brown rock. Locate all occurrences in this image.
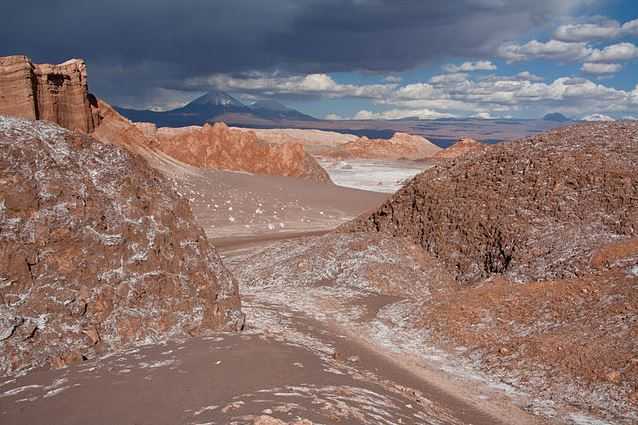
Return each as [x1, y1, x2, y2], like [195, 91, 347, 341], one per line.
[324, 132, 441, 160]
[606, 370, 622, 383]
[590, 238, 638, 269]
[92, 101, 331, 183]
[433, 137, 483, 159]
[0, 116, 243, 376]
[343, 122, 638, 284]
[0, 55, 99, 133]
[253, 416, 314, 425]
[155, 123, 331, 183]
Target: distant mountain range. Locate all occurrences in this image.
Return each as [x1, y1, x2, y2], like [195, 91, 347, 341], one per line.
[116, 90, 317, 127]
[543, 112, 572, 122]
[115, 92, 581, 143]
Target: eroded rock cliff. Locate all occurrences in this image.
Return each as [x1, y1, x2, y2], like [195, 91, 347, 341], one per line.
[0, 116, 243, 375]
[153, 123, 332, 183]
[91, 101, 331, 183]
[0, 55, 99, 133]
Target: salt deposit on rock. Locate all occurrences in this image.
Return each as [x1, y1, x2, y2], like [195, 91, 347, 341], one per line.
[0, 116, 243, 375]
[345, 122, 638, 284]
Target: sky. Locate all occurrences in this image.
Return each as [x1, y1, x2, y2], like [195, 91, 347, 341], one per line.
[2, 0, 638, 120]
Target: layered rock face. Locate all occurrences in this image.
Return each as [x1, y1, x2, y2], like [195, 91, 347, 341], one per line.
[0, 55, 99, 133]
[433, 137, 482, 159]
[0, 116, 243, 375]
[324, 132, 441, 160]
[344, 122, 638, 284]
[153, 123, 332, 183]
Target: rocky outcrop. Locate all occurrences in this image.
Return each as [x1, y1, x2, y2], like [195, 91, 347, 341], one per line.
[324, 132, 441, 160]
[0, 55, 99, 133]
[233, 127, 357, 155]
[344, 122, 638, 284]
[153, 123, 332, 183]
[91, 100, 155, 154]
[433, 137, 482, 159]
[0, 116, 243, 375]
[92, 102, 331, 183]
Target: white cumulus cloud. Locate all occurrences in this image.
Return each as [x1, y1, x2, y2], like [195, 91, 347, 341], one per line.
[581, 62, 623, 74]
[554, 18, 638, 42]
[353, 109, 455, 120]
[554, 21, 621, 42]
[498, 39, 592, 62]
[187, 73, 397, 99]
[582, 113, 615, 121]
[443, 61, 497, 73]
[587, 42, 638, 62]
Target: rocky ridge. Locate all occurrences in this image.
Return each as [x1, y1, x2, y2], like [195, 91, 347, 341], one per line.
[233, 127, 358, 155]
[0, 116, 243, 375]
[153, 123, 332, 183]
[0, 55, 100, 133]
[324, 132, 441, 160]
[433, 137, 483, 159]
[344, 122, 638, 284]
[92, 101, 331, 183]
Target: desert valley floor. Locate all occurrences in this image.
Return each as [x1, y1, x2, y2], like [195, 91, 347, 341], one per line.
[0, 156, 545, 425]
[3, 129, 635, 425]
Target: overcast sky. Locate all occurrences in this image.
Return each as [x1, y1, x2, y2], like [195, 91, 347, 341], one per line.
[2, 0, 638, 120]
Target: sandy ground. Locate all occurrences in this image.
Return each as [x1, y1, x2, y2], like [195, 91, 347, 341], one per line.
[226, 233, 623, 425]
[0, 296, 534, 425]
[140, 148, 386, 242]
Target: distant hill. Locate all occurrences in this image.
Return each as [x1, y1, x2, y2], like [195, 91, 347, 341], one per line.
[249, 99, 317, 121]
[543, 112, 571, 122]
[116, 91, 316, 127]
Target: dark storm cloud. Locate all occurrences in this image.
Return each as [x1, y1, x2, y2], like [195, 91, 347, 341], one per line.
[0, 0, 589, 105]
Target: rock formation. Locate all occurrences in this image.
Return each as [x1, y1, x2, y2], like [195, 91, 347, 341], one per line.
[0, 116, 243, 375]
[324, 132, 441, 160]
[91, 101, 332, 183]
[232, 127, 357, 155]
[433, 137, 482, 159]
[91, 99, 155, 154]
[344, 122, 638, 284]
[0, 55, 99, 133]
[153, 123, 332, 183]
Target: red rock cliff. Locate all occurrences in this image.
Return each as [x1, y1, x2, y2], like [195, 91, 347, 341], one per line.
[0, 55, 99, 133]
